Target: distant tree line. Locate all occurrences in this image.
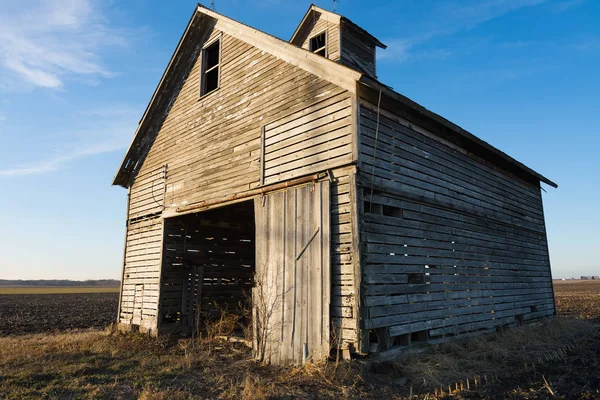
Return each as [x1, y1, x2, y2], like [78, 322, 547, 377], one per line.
[0, 279, 120, 287]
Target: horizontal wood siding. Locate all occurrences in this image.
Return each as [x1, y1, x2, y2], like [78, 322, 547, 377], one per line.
[297, 14, 341, 61]
[119, 216, 163, 333]
[357, 102, 555, 343]
[128, 166, 166, 220]
[330, 168, 358, 346]
[133, 31, 351, 210]
[340, 24, 376, 77]
[118, 165, 167, 333]
[262, 92, 353, 185]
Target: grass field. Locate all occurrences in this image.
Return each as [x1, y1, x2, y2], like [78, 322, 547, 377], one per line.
[0, 287, 119, 294]
[0, 281, 598, 399]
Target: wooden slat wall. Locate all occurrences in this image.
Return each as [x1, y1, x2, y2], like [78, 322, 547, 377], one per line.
[297, 13, 341, 61]
[357, 102, 555, 344]
[119, 216, 163, 333]
[119, 165, 167, 333]
[330, 167, 358, 347]
[129, 166, 166, 220]
[133, 31, 351, 210]
[340, 24, 377, 77]
[262, 93, 353, 184]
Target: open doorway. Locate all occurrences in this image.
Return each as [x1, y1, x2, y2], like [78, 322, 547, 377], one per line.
[158, 200, 255, 337]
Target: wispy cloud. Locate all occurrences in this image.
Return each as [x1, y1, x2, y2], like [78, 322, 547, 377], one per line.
[0, 114, 5, 122]
[0, 106, 136, 176]
[0, 142, 125, 177]
[379, 0, 548, 62]
[0, 0, 126, 90]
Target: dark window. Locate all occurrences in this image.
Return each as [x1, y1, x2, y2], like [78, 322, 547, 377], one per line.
[309, 32, 327, 57]
[202, 39, 220, 96]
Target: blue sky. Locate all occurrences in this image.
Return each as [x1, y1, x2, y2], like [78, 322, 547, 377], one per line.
[0, 0, 597, 280]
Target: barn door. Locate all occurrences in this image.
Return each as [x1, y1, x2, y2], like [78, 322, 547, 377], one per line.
[253, 181, 331, 365]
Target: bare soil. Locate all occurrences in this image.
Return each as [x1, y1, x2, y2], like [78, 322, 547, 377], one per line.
[554, 280, 600, 321]
[0, 293, 118, 336]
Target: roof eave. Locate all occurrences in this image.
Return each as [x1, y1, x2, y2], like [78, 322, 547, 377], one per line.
[112, 4, 202, 188]
[358, 77, 558, 189]
[290, 5, 386, 50]
[340, 17, 386, 49]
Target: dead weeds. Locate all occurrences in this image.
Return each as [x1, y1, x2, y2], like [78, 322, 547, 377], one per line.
[0, 317, 598, 399]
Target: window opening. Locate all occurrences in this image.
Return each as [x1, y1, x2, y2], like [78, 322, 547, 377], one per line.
[309, 32, 327, 57]
[202, 39, 220, 95]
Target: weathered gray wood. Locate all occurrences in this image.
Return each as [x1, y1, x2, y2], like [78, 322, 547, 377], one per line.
[254, 181, 331, 365]
[356, 99, 554, 346]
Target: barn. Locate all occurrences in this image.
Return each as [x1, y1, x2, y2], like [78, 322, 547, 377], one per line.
[112, 4, 557, 365]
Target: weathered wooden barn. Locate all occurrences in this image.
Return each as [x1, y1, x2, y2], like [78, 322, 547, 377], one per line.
[113, 4, 557, 365]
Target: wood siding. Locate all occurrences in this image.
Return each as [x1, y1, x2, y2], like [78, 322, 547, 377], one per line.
[357, 102, 555, 345]
[295, 13, 341, 61]
[262, 93, 353, 185]
[118, 165, 167, 333]
[118, 216, 164, 333]
[330, 167, 359, 347]
[340, 24, 377, 78]
[254, 182, 330, 365]
[134, 31, 352, 210]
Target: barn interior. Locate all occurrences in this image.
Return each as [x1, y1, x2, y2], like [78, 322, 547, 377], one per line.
[158, 200, 256, 335]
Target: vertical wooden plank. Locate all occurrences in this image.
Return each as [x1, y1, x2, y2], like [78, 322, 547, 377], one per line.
[320, 181, 331, 358]
[155, 218, 167, 334]
[349, 172, 367, 353]
[266, 192, 278, 364]
[291, 188, 302, 365]
[253, 196, 266, 359]
[308, 182, 321, 360]
[274, 190, 286, 365]
[294, 186, 305, 364]
[282, 190, 296, 364]
[259, 125, 266, 186]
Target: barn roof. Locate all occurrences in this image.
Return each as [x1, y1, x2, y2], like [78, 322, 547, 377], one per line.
[113, 4, 557, 189]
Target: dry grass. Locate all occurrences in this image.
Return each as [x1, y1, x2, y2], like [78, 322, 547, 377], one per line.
[1, 281, 599, 398]
[391, 318, 597, 394]
[0, 317, 598, 399]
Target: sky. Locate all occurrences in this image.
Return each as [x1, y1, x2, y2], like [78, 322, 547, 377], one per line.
[0, 0, 597, 280]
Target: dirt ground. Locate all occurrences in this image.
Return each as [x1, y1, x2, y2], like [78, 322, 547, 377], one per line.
[554, 280, 600, 320]
[0, 281, 598, 399]
[0, 293, 118, 336]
